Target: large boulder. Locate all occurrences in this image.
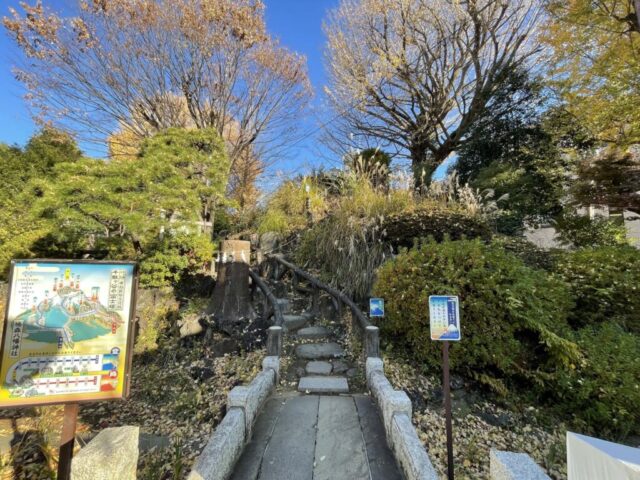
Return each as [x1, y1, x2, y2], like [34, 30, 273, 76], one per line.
[71, 426, 139, 480]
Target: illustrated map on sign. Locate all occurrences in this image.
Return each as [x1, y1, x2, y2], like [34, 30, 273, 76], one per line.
[429, 295, 461, 341]
[0, 261, 135, 407]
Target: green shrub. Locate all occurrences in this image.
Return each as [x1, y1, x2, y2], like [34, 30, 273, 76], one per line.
[554, 322, 640, 438]
[140, 233, 214, 288]
[554, 246, 640, 333]
[492, 236, 559, 271]
[554, 213, 628, 248]
[382, 204, 492, 249]
[373, 239, 579, 394]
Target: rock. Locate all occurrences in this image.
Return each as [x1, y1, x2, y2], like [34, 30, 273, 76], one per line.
[282, 315, 310, 332]
[179, 313, 204, 338]
[296, 367, 307, 378]
[346, 368, 358, 378]
[71, 426, 139, 480]
[332, 360, 349, 374]
[259, 232, 281, 253]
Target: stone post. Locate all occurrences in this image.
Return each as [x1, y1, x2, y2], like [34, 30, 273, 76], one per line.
[266, 326, 283, 356]
[365, 326, 380, 358]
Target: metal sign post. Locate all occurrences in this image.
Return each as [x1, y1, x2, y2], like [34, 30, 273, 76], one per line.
[57, 403, 79, 480]
[442, 342, 454, 480]
[429, 295, 461, 480]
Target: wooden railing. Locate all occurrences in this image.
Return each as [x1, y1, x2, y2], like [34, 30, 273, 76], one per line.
[248, 269, 283, 356]
[267, 254, 380, 358]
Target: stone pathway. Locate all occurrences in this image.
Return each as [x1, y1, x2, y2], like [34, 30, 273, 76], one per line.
[230, 393, 403, 480]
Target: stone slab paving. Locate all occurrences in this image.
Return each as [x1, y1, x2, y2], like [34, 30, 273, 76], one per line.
[295, 342, 345, 360]
[305, 361, 332, 375]
[314, 396, 370, 480]
[298, 376, 349, 394]
[353, 395, 404, 480]
[231, 393, 403, 480]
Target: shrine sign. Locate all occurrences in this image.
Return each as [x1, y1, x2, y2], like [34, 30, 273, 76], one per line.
[0, 260, 138, 408]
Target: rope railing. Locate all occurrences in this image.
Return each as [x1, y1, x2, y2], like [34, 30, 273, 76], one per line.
[266, 254, 380, 358]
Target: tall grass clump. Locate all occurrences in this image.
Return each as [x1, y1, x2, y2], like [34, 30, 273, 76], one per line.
[295, 176, 412, 300]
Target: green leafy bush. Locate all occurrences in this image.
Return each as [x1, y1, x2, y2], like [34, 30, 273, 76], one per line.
[373, 239, 579, 394]
[382, 204, 492, 249]
[492, 236, 559, 271]
[554, 213, 628, 248]
[554, 322, 640, 438]
[554, 246, 640, 333]
[140, 233, 214, 288]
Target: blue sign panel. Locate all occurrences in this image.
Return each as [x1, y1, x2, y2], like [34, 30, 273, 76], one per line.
[369, 298, 384, 317]
[429, 296, 461, 341]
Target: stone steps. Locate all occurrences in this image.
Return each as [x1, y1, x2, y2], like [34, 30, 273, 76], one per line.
[298, 376, 349, 394]
[282, 314, 313, 332]
[296, 326, 329, 340]
[295, 342, 345, 360]
[305, 361, 333, 375]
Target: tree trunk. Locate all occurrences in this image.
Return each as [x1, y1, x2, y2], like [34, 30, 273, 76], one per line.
[411, 142, 453, 191]
[208, 240, 256, 336]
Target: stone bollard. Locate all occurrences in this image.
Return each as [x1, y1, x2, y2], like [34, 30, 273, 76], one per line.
[71, 426, 139, 480]
[266, 326, 283, 356]
[365, 326, 380, 358]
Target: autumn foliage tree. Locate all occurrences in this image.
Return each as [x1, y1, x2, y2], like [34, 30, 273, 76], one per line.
[4, 0, 312, 206]
[324, 0, 543, 187]
[544, 0, 640, 145]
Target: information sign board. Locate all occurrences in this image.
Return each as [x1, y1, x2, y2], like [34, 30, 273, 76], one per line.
[369, 298, 384, 317]
[0, 260, 138, 408]
[429, 295, 461, 341]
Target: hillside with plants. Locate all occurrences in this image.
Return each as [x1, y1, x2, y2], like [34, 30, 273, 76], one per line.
[0, 0, 639, 479]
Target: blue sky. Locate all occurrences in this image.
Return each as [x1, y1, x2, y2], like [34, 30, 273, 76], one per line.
[0, 0, 448, 179]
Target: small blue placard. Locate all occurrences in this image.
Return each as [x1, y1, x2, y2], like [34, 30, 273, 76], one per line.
[369, 298, 384, 317]
[429, 296, 461, 341]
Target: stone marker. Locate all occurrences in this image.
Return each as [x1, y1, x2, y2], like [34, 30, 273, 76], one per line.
[71, 426, 139, 480]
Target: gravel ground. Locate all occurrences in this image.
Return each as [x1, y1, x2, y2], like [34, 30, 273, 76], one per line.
[383, 353, 568, 479]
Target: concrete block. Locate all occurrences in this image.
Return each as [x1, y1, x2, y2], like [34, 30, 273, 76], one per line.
[390, 414, 438, 480]
[262, 356, 280, 383]
[227, 369, 275, 438]
[366, 357, 384, 384]
[490, 450, 550, 480]
[188, 408, 246, 480]
[71, 426, 139, 480]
